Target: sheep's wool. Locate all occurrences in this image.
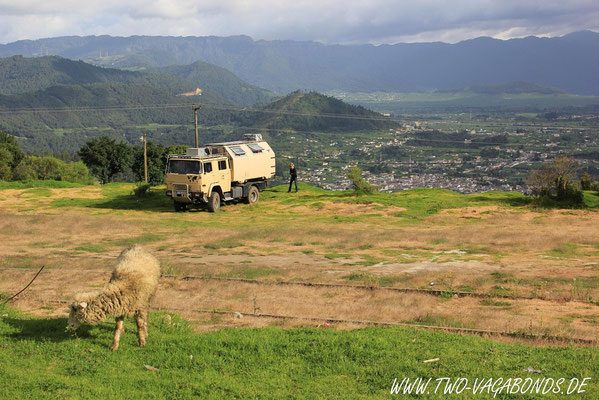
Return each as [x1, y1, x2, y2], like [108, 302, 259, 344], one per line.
[69, 245, 161, 325]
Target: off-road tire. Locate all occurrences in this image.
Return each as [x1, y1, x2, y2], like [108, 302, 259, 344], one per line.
[245, 185, 259, 204]
[174, 202, 187, 212]
[207, 191, 221, 212]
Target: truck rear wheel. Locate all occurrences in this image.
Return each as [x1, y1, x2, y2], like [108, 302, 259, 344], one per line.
[245, 185, 259, 204]
[207, 191, 221, 212]
[174, 202, 187, 212]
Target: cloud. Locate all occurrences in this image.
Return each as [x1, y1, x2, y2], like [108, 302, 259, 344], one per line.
[0, 0, 598, 44]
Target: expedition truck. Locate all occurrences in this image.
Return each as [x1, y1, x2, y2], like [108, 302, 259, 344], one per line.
[165, 134, 275, 212]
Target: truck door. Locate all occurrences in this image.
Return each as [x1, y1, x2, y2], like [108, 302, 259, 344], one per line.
[203, 161, 215, 194]
[218, 159, 231, 192]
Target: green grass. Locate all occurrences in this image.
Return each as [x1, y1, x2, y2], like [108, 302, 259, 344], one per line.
[4, 181, 594, 223]
[480, 299, 512, 307]
[74, 244, 108, 253]
[268, 185, 532, 220]
[583, 191, 599, 208]
[0, 180, 85, 190]
[204, 238, 243, 250]
[1, 304, 598, 399]
[324, 252, 352, 260]
[218, 267, 280, 279]
[112, 234, 165, 247]
[548, 243, 579, 258]
[22, 188, 53, 197]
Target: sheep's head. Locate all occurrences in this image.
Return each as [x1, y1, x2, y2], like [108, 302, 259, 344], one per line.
[67, 302, 88, 330]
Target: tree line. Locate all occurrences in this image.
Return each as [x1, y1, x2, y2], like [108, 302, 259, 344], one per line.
[0, 130, 183, 185]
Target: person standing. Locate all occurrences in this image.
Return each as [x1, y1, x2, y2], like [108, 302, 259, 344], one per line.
[288, 162, 298, 193]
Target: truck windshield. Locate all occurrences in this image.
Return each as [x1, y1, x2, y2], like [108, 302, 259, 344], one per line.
[168, 160, 201, 174]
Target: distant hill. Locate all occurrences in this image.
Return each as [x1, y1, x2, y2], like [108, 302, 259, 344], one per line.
[154, 61, 277, 106]
[0, 82, 235, 138]
[0, 86, 392, 154]
[247, 91, 395, 132]
[0, 55, 197, 96]
[441, 81, 565, 95]
[0, 55, 275, 106]
[1, 31, 598, 94]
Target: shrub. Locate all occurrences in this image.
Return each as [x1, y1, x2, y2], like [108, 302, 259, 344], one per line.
[527, 155, 582, 205]
[0, 148, 13, 181]
[580, 173, 593, 191]
[347, 167, 379, 194]
[13, 156, 93, 184]
[133, 183, 151, 198]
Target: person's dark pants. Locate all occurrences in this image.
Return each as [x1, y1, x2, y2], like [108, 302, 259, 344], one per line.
[288, 176, 298, 192]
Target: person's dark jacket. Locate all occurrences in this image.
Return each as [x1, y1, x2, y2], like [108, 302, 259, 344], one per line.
[290, 167, 297, 179]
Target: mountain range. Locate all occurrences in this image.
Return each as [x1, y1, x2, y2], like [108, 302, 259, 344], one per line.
[1, 31, 598, 94]
[0, 55, 392, 154]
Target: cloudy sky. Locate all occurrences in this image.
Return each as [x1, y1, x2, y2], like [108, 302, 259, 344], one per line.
[0, 0, 597, 45]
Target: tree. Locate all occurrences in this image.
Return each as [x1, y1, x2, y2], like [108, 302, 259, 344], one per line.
[0, 148, 13, 181]
[347, 167, 379, 194]
[0, 131, 24, 180]
[527, 155, 581, 202]
[132, 142, 167, 186]
[78, 136, 132, 184]
[580, 172, 593, 191]
[0, 131, 24, 169]
[551, 156, 579, 200]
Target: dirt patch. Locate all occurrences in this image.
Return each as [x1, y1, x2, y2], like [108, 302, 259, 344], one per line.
[48, 187, 103, 199]
[363, 260, 496, 274]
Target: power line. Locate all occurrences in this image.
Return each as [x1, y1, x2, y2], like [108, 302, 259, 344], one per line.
[0, 103, 191, 114]
[0, 101, 399, 122]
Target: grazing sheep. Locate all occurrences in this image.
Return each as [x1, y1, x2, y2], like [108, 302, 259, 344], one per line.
[68, 244, 161, 351]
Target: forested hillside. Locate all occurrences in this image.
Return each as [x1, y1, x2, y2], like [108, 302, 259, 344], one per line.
[248, 91, 394, 132]
[0, 55, 277, 107]
[0, 55, 196, 95]
[154, 61, 277, 106]
[1, 32, 598, 94]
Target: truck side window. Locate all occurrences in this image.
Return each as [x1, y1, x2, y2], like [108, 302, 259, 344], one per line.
[204, 162, 213, 173]
[218, 160, 227, 170]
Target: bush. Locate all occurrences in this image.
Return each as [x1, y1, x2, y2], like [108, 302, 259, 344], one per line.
[133, 183, 151, 198]
[13, 156, 93, 184]
[0, 148, 13, 181]
[580, 173, 593, 191]
[527, 155, 582, 205]
[347, 167, 379, 195]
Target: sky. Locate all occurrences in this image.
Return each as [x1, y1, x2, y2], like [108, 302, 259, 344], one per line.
[0, 0, 598, 45]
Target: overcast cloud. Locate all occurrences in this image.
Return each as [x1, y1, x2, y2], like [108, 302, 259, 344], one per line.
[0, 0, 597, 44]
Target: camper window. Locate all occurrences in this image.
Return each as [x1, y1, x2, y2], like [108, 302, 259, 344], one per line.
[204, 162, 213, 173]
[247, 144, 263, 153]
[230, 146, 246, 156]
[218, 160, 227, 170]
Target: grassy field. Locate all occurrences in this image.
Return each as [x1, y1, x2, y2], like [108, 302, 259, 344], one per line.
[1, 304, 598, 399]
[0, 181, 599, 398]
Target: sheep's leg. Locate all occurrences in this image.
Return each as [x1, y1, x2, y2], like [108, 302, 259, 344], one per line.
[110, 317, 125, 351]
[135, 310, 148, 347]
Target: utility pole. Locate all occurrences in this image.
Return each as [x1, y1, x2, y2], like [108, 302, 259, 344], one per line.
[139, 133, 148, 183]
[192, 104, 202, 148]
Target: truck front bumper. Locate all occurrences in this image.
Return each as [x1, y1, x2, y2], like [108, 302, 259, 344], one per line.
[166, 189, 204, 203]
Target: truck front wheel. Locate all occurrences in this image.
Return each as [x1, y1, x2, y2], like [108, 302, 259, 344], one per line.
[245, 185, 259, 204]
[207, 191, 221, 212]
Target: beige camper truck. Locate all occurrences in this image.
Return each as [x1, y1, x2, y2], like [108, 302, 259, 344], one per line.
[165, 134, 275, 212]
